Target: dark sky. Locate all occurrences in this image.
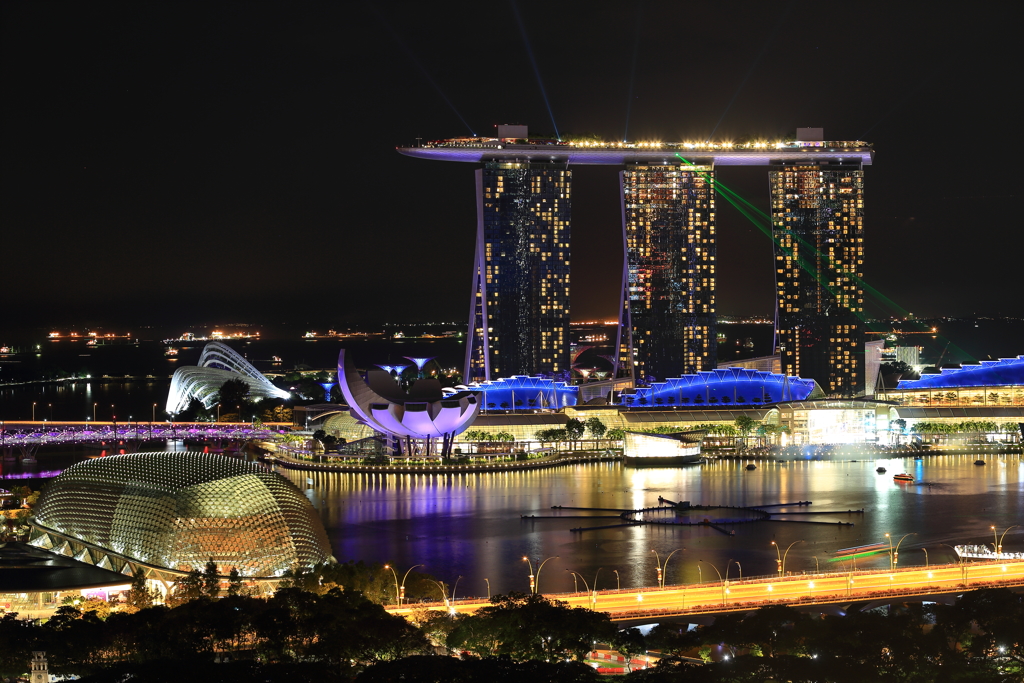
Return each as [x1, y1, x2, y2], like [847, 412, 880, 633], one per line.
[3, 2, 1019, 329]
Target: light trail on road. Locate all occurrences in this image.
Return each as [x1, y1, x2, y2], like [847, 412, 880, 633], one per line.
[389, 558, 1024, 621]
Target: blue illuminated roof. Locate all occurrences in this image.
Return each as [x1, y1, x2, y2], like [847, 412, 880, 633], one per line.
[628, 368, 821, 406]
[895, 356, 1024, 389]
[465, 375, 579, 410]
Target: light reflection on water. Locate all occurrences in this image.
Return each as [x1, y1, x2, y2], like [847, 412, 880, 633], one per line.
[279, 453, 1024, 599]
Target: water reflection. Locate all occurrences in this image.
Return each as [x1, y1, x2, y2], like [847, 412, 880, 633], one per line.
[278, 453, 1024, 599]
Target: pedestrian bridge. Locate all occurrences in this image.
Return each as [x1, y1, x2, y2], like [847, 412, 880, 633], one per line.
[0, 421, 289, 460]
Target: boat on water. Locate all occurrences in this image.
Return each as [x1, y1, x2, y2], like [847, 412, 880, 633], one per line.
[746, 463, 757, 470]
[876, 467, 887, 473]
[893, 473, 914, 482]
[955, 544, 1024, 560]
[974, 459, 986, 466]
[836, 542, 888, 556]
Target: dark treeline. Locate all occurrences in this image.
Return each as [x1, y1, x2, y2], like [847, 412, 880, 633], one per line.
[0, 587, 1021, 682]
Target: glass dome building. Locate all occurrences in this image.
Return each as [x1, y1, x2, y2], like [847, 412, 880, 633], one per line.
[29, 452, 333, 579]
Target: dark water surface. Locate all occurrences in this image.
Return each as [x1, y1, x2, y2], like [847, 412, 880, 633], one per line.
[7, 449, 1021, 598]
[276, 453, 1024, 598]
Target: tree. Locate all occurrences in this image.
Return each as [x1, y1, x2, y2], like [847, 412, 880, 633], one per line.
[565, 418, 586, 446]
[203, 559, 220, 598]
[446, 593, 614, 662]
[124, 569, 158, 613]
[606, 428, 625, 441]
[584, 417, 607, 440]
[227, 567, 244, 597]
[216, 378, 251, 410]
[168, 568, 204, 606]
[613, 627, 647, 672]
[734, 415, 757, 448]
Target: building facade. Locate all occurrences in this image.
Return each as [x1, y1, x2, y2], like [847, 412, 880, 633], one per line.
[465, 161, 571, 382]
[770, 152, 866, 396]
[618, 163, 717, 381]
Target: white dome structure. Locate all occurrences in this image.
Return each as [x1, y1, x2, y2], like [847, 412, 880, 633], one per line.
[165, 342, 290, 416]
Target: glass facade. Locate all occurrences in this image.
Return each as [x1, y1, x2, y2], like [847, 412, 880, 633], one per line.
[30, 452, 333, 577]
[619, 164, 716, 381]
[466, 162, 571, 382]
[770, 162, 865, 396]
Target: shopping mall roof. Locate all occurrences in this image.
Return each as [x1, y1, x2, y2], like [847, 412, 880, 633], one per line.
[896, 356, 1024, 390]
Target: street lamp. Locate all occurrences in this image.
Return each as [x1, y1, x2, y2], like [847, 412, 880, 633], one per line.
[522, 556, 558, 594]
[771, 540, 804, 577]
[32, 402, 36, 421]
[699, 560, 726, 605]
[651, 548, 683, 589]
[383, 563, 423, 606]
[922, 548, 929, 568]
[613, 569, 620, 591]
[885, 532, 916, 570]
[484, 578, 490, 600]
[726, 559, 742, 581]
[991, 525, 1019, 556]
[93, 402, 98, 421]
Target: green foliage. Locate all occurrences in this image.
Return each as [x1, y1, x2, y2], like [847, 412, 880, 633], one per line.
[606, 428, 626, 441]
[215, 378, 251, 409]
[167, 568, 204, 607]
[124, 569, 158, 613]
[564, 418, 586, 441]
[446, 592, 614, 662]
[202, 559, 220, 598]
[584, 417, 607, 439]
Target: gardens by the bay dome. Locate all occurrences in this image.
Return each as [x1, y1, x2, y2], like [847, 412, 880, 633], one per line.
[29, 452, 333, 578]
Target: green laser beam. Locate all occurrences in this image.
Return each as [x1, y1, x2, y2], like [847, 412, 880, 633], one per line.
[672, 153, 975, 362]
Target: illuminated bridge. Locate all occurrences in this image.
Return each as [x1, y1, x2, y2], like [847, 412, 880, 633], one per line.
[390, 559, 1024, 624]
[0, 421, 288, 463]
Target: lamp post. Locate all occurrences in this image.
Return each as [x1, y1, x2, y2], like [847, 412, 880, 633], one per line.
[922, 548, 929, 568]
[992, 525, 1019, 555]
[93, 402, 98, 421]
[613, 569, 620, 591]
[651, 548, 683, 589]
[885, 532, 916, 570]
[566, 570, 579, 594]
[32, 402, 36, 421]
[383, 563, 423, 606]
[699, 560, 726, 605]
[726, 560, 742, 582]
[771, 540, 804, 577]
[484, 578, 490, 600]
[522, 556, 558, 594]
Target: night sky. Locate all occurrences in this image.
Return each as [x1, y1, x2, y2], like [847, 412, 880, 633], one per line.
[3, 2, 1019, 329]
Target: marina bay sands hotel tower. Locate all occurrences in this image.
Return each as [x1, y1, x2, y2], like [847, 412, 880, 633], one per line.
[398, 127, 873, 397]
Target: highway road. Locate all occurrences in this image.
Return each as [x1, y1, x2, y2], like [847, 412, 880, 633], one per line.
[389, 558, 1024, 622]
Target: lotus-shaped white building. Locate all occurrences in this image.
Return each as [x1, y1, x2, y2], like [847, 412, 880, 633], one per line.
[337, 349, 480, 458]
[166, 342, 290, 416]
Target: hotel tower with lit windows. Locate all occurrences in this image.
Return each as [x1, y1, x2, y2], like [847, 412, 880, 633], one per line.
[770, 159, 866, 396]
[398, 127, 872, 393]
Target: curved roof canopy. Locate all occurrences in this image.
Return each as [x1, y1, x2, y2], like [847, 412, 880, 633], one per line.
[629, 367, 822, 406]
[464, 375, 579, 410]
[31, 452, 333, 577]
[166, 341, 290, 415]
[896, 356, 1024, 390]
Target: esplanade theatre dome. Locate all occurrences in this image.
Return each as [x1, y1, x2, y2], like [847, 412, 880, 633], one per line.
[30, 452, 333, 577]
